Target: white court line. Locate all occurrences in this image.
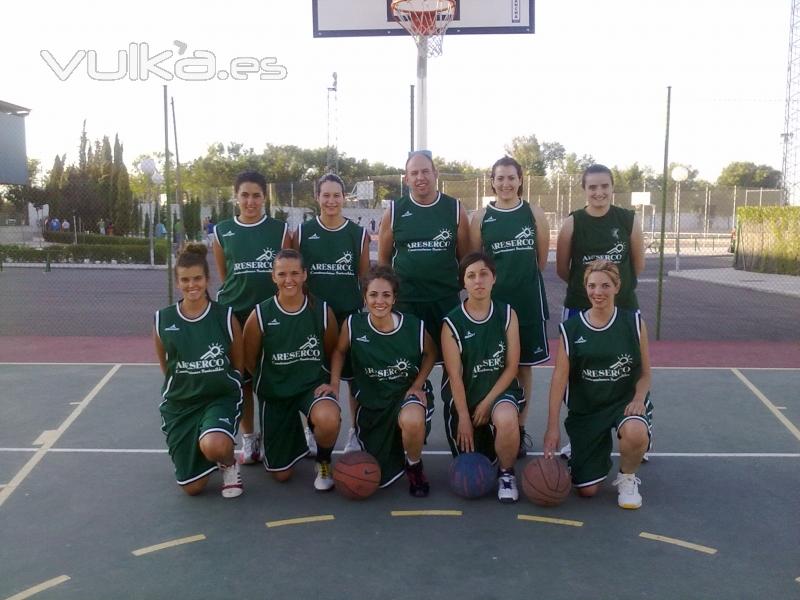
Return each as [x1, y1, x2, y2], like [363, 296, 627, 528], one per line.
[0, 447, 796, 458]
[732, 368, 800, 443]
[0, 364, 121, 509]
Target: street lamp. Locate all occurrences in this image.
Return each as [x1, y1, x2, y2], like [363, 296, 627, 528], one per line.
[671, 165, 689, 271]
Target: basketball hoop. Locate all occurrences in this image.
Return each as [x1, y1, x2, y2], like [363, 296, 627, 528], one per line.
[391, 0, 456, 58]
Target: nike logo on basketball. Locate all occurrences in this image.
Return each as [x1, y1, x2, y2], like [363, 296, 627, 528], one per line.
[309, 233, 320, 240]
[165, 324, 179, 331]
[221, 231, 235, 237]
[401, 210, 413, 218]
[575, 336, 587, 344]
[356, 335, 370, 343]
[268, 319, 280, 326]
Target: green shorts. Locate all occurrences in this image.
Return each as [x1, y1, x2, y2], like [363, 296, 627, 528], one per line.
[443, 388, 524, 461]
[565, 394, 654, 487]
[259, 388, 339, 471]
[160, 395, 242, 485]
[519, 320, 550, 366]
[395, 295, 460, 362]
[353, 383, 434, 487]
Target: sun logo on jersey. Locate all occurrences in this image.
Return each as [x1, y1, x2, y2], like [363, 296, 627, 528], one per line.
[200, 343, 225, 360]
[608, 242, 625, 255]
[514, 226, 534, 239]
[256, 248, 275, 263]
[391, 359, 410, 372]
[432, 229, 452, 242]
[336, 251, 353, 264]
[299, 335, 320, 350]
[609, 354, 633, 370]
[492, 341, 506, 358]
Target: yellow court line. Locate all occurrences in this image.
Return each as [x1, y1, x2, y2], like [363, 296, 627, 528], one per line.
[390, 510, 462, 517]
[731, 369, 800, 443]
[639, 532, 717, 555]
[266, 514, 335, 528]
[517, 514, 583, 527]
[131, 534, 206, 556]
[4, 575, 70, 600]
[0, 364, 121, 510]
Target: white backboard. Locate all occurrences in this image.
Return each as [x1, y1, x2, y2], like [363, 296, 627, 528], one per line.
[631, 192, 652, 206]
[312, 0, 534, 38]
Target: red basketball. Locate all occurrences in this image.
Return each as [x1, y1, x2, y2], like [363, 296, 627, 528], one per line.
[333, 451, 381, 500]
[521, 457, 571, 507]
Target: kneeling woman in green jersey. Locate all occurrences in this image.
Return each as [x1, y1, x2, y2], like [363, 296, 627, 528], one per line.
[243, 249, 341, 491]
[441, 252, 525, 503]
[543, 260, 653, 509]
[317, 266, 437, 497]
[154, 244, 244, 498]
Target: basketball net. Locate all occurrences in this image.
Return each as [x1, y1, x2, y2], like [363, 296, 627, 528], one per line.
[391, 0, 456, 58]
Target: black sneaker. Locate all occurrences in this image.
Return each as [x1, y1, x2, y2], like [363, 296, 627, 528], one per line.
[405, 460, 430, 498]
[517, 428, 533, 459]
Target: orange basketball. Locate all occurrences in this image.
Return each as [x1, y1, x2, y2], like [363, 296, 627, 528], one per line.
[521, 457, 571, 507]
[333, 451, 381, 500]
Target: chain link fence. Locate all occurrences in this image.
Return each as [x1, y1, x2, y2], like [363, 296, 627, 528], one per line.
[0, 176, 796, 341]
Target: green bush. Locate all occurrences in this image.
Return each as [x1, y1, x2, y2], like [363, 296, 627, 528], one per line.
[42, 231, 153, 246]
[734, 206, 800, 276]
[0, 243, 167, 265]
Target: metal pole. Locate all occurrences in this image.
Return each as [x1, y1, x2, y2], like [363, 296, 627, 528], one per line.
[704, 186, 710, 235]
[163, 85, 173, 303]
[655, 86, 672, 340]
[415, 40, 428, 150]
[171, 97, 183, 223]
[732, 185, 737, 229]
[675, 182, 681, 271]
[410, 84, 415, 154]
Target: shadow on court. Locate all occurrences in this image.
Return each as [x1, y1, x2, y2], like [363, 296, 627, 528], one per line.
[1, 365, 798, 599]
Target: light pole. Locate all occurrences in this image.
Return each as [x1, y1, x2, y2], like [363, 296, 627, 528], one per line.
[139, 158, 157, 266]
[671, 165, 689, 271]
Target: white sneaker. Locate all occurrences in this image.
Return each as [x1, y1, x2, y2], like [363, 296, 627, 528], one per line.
[642, 452, 650, 463]
[219, 462, 243, 498]
[343, 427, 361, 453]
[305, 426, 318, 458]
[238, 433, 262, 465]
[612, 472, 642, 509]
[314, 461, 334, 491]
[559, 442, 572, 459]
[497, 471, 519, 504]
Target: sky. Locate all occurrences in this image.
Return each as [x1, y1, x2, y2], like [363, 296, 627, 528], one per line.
[1, 1, 790, 182]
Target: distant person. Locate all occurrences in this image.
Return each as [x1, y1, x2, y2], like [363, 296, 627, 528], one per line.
[377, 150, 470, 359]
[369, 218, 376, 233]
[106, 221, 114, 236]
[97, 218, 106, 235]
[61, 219, 70, 232]
[213, 170, 291, 465]
[153, 243, 244, 498]
[543, 260, 653, 509]
[50, 217, 60, 232]
[155, 222, 166, 239]
[469, 156, 551, 459]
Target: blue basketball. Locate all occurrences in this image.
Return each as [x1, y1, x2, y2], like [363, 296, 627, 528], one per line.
[448, 452, 495, 499]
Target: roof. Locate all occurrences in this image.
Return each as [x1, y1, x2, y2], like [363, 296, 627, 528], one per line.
[0, 100, 31, 116]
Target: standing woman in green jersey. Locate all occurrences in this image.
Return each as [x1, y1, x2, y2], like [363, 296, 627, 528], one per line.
[294, 173, 370, 454]
[213, 171, 290, 465]
[317, 266, 437, 497]
[242, 249, 341, 491]
[154, 244, 244, 498]
[543, 260, 653, 509]
[441, 252, 525, 503]
[556, 164, 645, 321]
[469, 156, 550, 458]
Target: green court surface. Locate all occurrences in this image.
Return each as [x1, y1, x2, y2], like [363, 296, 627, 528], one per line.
[1, 364, 798, 599]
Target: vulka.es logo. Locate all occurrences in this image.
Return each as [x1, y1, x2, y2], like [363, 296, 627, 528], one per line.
[40, 41, 288, 82]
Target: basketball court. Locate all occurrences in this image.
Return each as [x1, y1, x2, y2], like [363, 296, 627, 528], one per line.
[1, 361, 798, 599]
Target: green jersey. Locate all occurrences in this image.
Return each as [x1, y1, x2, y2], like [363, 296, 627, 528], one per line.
[565, 205, 638, 310]
[348, 311, 426, 410]
[442, 300, 522, 409]
[391, 192, 460, 302]
[560, 308, 642, 415]
[155, 301, 242, 404]
[253, 295, 329, 400]
[481, 200, 548, 325]
[215, 215, 288, 314]
[298, 217, 366, 316]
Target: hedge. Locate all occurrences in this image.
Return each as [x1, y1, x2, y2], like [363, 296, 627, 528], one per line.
[734, 206, 800, 276]
[42, 231, 154, 246]
[0, 243, 167, 265]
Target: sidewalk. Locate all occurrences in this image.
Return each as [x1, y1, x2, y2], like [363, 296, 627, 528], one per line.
[668, 268, 800, 299]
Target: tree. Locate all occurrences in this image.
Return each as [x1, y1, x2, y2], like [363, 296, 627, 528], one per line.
[717, 162, 781, 189]
[504, 135, 545, 176]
